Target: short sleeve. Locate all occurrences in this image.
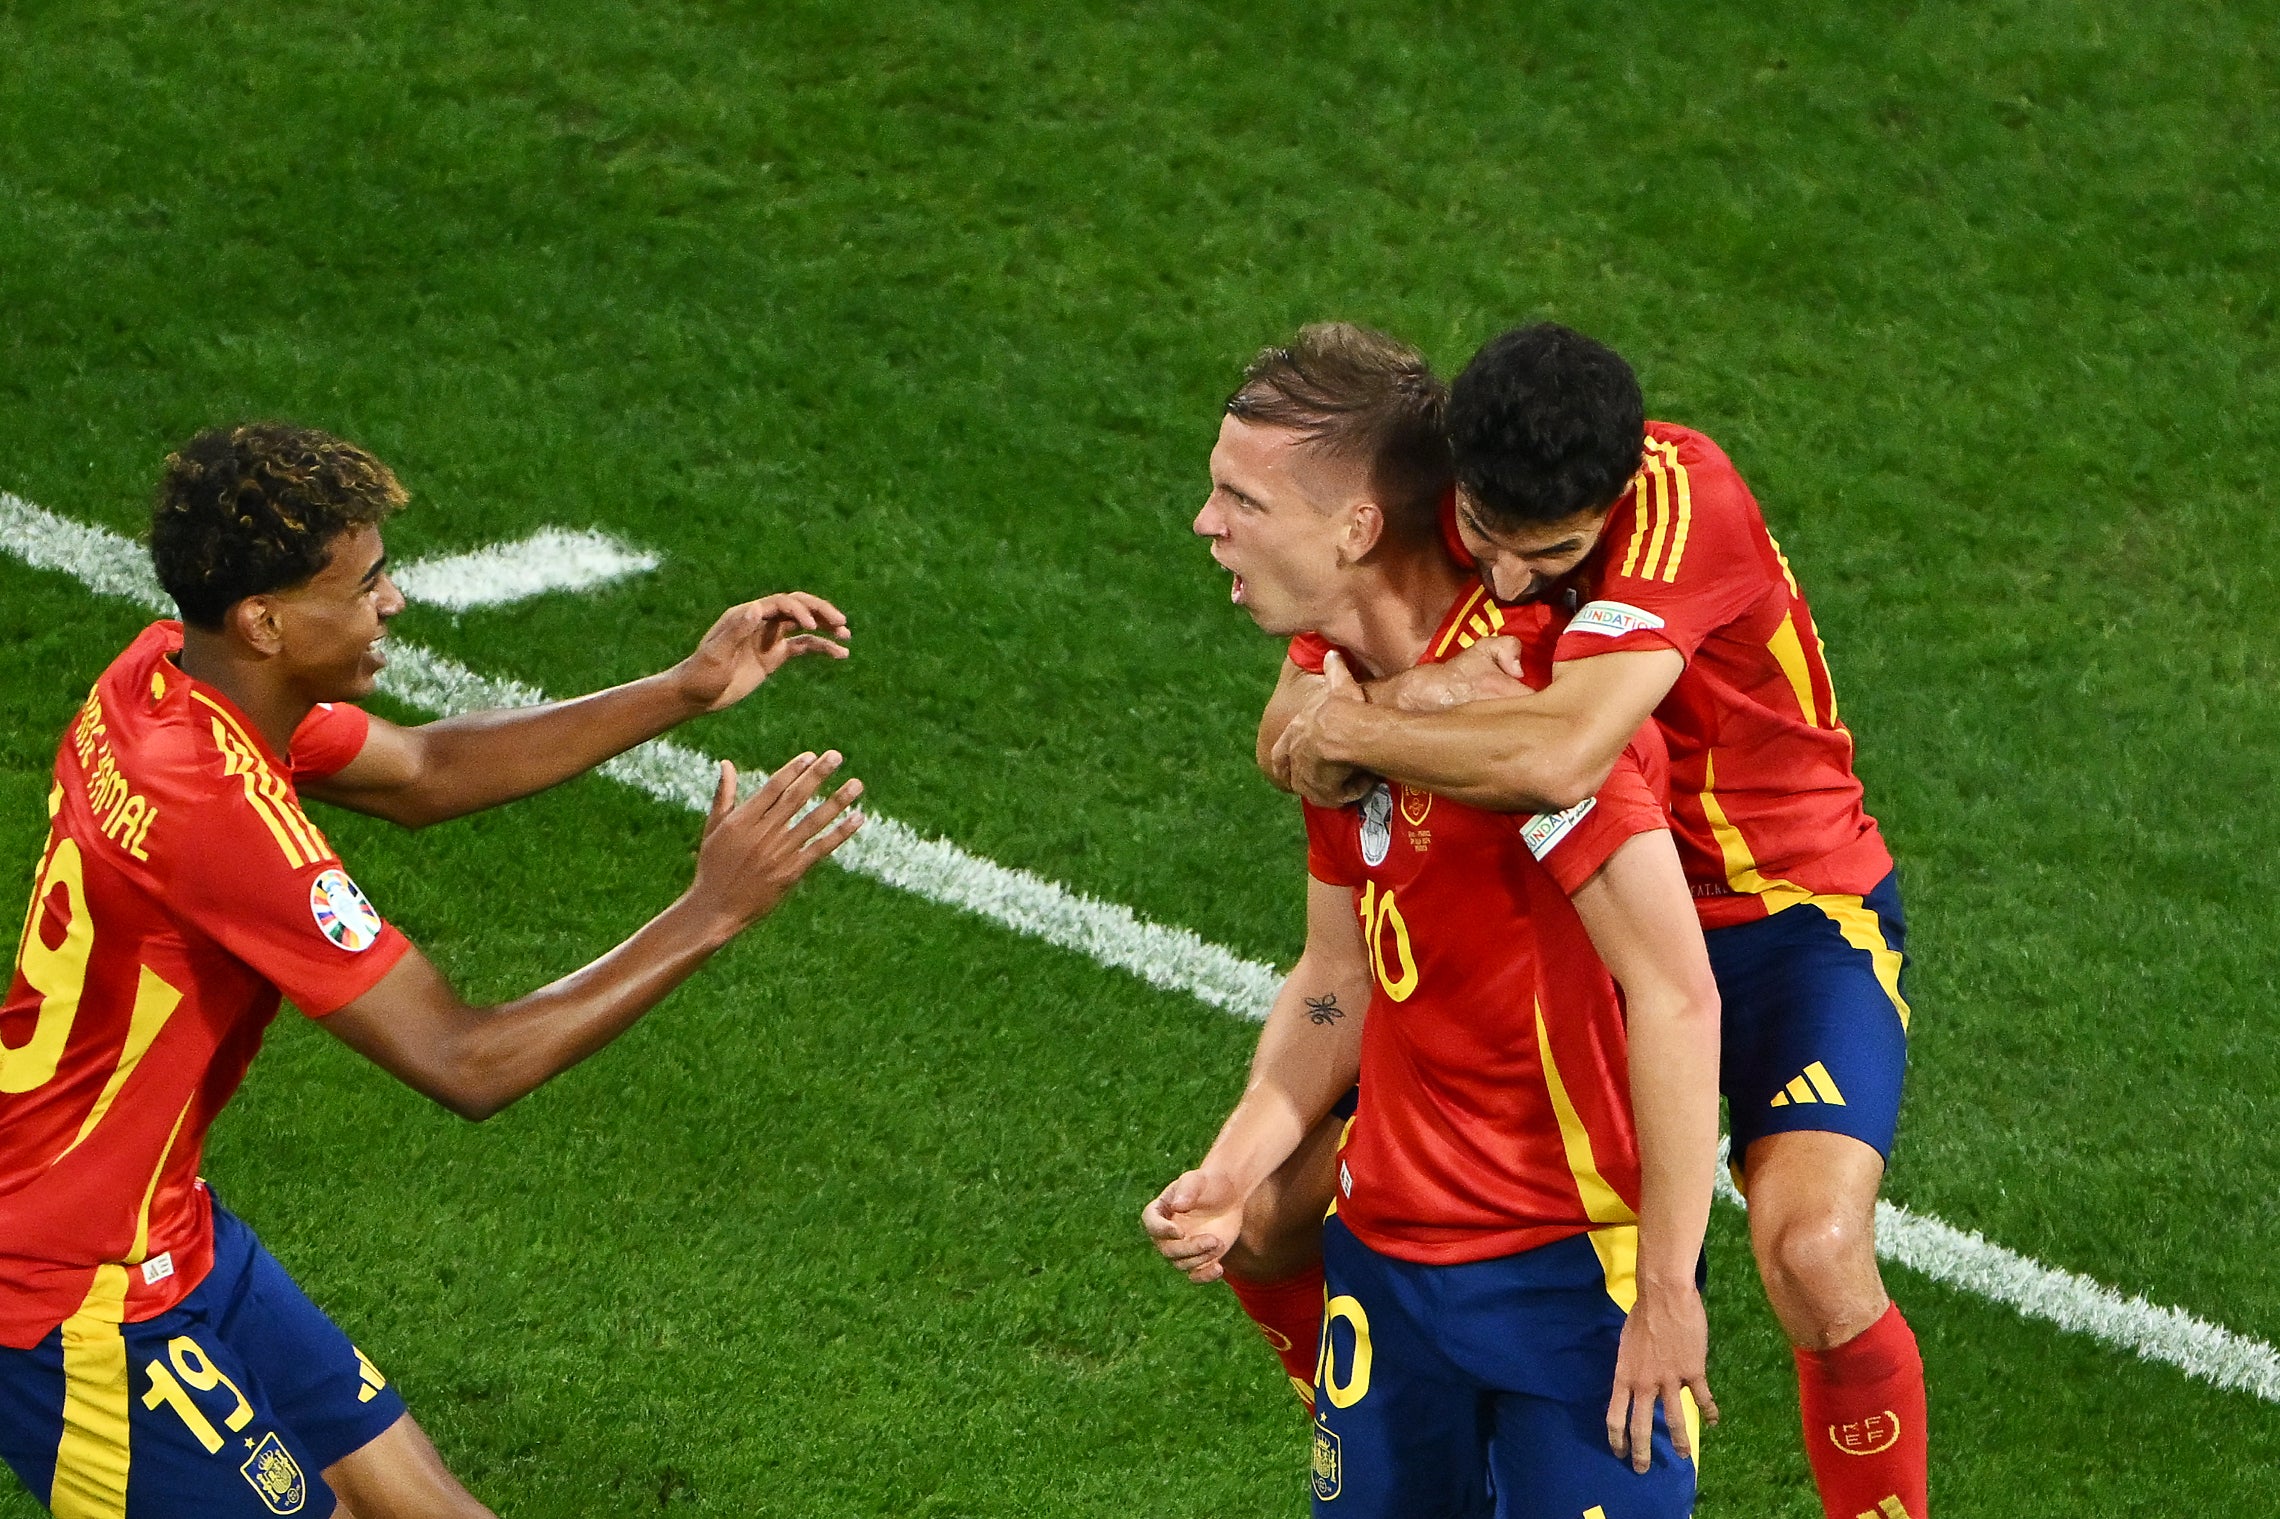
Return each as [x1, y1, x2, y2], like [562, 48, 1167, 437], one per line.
[1554, 432, 1771, 666]
[1516, 723, 1671, 896]
[1302, 799, 1361, 887]
[288, 702, 372, 783]
[165, 796, 408, 1016]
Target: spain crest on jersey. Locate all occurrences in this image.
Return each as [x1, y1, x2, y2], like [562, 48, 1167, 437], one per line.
[1311, 1419, 1343, 1500]
[240, 1431, 308, 1514]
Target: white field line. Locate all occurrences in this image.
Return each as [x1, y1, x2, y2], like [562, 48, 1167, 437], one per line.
[391, 527, 658, 610]
[1715, 1150, 2280, 1403]
[4, 491, 2274, 1404]
[0, 499, 654, 615]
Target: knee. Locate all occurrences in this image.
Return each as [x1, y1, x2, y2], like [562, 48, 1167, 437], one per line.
[1759, 1209, 1872, 1300]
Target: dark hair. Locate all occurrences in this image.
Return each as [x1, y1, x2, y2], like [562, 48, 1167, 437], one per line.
[151, 424, 407, 628]
[1446, 323, 1645, 528]
[1225, 322, 1451, 537]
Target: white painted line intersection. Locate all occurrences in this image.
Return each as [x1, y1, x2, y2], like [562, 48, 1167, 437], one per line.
[3, 489, 2274, 1405]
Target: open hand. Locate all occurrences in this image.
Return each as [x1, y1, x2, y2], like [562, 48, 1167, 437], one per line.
[676, 593, 852, 713]
[1606, 1281, 1718, 1473]
[693, 753, 865, 930]
[1141, 1169, 1250, 1284]
[1270, 652, 1377, 808]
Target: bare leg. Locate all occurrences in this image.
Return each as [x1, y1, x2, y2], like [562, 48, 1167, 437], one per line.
[1214, 1109, 1344, 1406]
[1743, 1129, 1929, 1518]
[1741, 1129, 1888, 1349]
[1224, 1107, 1342, 1281]
[322, 1412, 493, 1519]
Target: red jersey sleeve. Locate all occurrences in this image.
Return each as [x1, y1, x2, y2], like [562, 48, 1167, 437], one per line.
[163, 797, 408, 1017]
[1554, 427, 1771, 666]
[287, 702, 372, 783]
[1302, 799, 1362, 887]
[1516, 722, 1671, 896]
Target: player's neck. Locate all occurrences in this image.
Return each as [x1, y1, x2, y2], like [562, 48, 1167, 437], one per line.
[1317, 543, 1473, 679]
[175, 628, 317, 761]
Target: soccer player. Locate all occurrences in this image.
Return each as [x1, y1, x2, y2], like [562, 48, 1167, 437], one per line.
[1144, 326, 1721, 1517]
[1263, 325, 1929, 1519]
[0, 424, 866, 1519]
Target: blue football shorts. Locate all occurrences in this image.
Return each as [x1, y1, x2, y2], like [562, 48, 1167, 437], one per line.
[1709, 869, 1911, 1169]
[1310, 1215, 1696, 1519]
[0, 1199, 406, 1518]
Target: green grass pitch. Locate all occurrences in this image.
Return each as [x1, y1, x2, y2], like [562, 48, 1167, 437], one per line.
[3, 0, 2278, 1512]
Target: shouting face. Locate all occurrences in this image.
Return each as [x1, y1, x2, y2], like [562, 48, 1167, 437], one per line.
[1193, 415, 1375, 638]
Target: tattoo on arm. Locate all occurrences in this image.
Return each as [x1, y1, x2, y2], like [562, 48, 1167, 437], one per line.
[1305, 993, 1343, 1025]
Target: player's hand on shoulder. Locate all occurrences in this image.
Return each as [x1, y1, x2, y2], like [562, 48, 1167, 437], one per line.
[1274, 653, 1380, 808]
[1141, 1168, 1248, 1284]
[1606, 1279, 1717, 1473]
[691, 755, 865, 930]
[675, 593, 853, 713]
[1383, 635, 1528, 713]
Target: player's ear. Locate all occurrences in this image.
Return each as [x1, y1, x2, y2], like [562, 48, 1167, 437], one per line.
[1340, 501, 1387, 564]
[225, 595, 286, 657]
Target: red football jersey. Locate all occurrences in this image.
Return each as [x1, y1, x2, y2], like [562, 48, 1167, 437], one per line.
[1551, 422, 1890, 928]
[1302, 586, 1672, 1265]
[0, 623, 406, 1348]
[1290, 427, 1891, 930]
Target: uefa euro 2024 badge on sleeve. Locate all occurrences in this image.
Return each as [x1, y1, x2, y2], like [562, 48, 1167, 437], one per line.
[1360, 783, 1394, 867]
[309, 868, 383, 952]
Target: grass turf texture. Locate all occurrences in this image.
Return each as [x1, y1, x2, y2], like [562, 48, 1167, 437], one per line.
[2, 0, 2277, 1511]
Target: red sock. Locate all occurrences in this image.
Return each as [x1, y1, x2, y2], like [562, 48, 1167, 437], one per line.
[1224, 1263, 1324, 1415]
[1795, 1301, 1929, 1519]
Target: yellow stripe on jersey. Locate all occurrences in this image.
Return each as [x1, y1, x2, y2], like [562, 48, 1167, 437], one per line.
[1700, 754, 1910, 1031]
[1636, 450, 1673, 580]
[1652, 437, 1695, 582]
[59, 967, 185, 1161]
[1768, 529, 1804, 598]
[51, 1266, 131, 1519]
[128, 1096, 196, 1266]
[1766, 611, 1819, 727]
[211, 719, 308, 868]
[1533, 1001, 1638, 1239]
[193, 694, 335, 868]
[1431, 585, 1489, 658]
[1616, 467, 1651, 578]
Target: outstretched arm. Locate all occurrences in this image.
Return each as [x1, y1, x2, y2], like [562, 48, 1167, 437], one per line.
[306, 593, 851, 828]
[1142, 878, 1372, 1282]
[1569, 827, 1723, 1470]
[320, 751, 864, 1119]
[1267, 644, 1684, 814]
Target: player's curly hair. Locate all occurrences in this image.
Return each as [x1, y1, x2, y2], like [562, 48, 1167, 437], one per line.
[1446, 324, 1645, 528]
[1226, 322, 1451, 539]
[151, 423, 407, 629]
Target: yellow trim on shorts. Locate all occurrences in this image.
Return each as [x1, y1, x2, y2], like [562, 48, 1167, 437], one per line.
[1699, 755, 1909, 1031]
[51, 1266, 131, 1519]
